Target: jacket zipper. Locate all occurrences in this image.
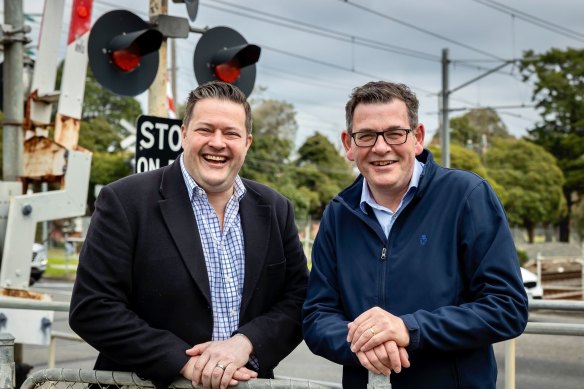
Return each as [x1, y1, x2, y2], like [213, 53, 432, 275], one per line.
[379, 245, 388, 308]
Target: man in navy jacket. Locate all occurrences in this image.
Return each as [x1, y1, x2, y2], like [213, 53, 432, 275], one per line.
[302, 81, 528, 388]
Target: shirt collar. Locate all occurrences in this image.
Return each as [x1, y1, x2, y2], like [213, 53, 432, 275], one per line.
[359, 159, 424, 214]
[179, 153, 246, 202]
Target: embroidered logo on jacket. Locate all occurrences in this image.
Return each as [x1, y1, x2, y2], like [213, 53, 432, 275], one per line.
[419, 234, 428, 246]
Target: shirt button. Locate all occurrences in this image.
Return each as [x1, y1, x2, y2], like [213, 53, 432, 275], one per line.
[225, 275, 232, 283]
[230, 308, 237, 317]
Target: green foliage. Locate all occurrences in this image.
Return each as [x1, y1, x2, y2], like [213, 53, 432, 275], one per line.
[516, 247, 529, 266]
[434, 108, 511, 147]
[241, 97, 354, 219]
[486, 138, 566, 242]
[241, 98, 296, 181]
[429, 144, 507, 202]
[88, 151, 133, 212]
[520, 47, 584, 240]
[294, 133, 355, 217]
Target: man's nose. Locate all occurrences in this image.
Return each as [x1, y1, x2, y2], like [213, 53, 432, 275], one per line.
[371, 133, 391, 152]
[208, 130, 226, 147]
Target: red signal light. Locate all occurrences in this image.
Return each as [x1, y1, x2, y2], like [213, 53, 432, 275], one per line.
[111, 49, 141, 72]
[214, 62, 241, 83]
[76, 4, 90, 19]
[68, 0, 93, 44]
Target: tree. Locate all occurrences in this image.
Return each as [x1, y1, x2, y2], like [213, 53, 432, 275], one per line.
[241, 98, 297, 182]
[295, 133, 355, 217]
[520, 48, 584, 241]
[486, 138, 566, 243]
[429, 143, 507, 203]
[433, 108, 512, 147]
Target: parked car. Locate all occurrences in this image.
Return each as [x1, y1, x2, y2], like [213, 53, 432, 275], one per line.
[30, 243, 48, 285]
[520, 267, 543, 300]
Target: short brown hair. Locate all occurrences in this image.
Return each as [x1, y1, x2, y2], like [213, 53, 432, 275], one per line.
[182, 81, 252, 134]
[345, 81, 419, 132]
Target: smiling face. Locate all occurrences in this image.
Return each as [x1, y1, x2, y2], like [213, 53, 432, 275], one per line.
[342, 100, 425, 207]
[181, 98, 252, 196]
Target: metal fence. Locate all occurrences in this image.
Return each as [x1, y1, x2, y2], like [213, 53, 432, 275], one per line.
[20, 368, 341, 389]
[2, 298, 584, 389]
[503, 299, 584, 389]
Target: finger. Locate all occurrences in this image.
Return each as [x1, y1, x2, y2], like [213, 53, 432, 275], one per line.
[233, 367, 258, 380]
[372, 345, 391, 375]
[399, 347, 411, 368]
[219, 363, 237, 389]
[186, 341, 211, 356]
[201, 359, 218, 388]
[383, 341, 401, 373]
[347, 322, 355, 342]
[351, 324, 376, 352]
[210, 362, 225, 389]
[365, 348, 389, 376]
[356, 351, 381, 375]
[192, 353, 209, 386]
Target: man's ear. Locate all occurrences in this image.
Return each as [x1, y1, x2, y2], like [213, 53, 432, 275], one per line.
[413, 124, 425, 155]
[341, 131, 355, 161]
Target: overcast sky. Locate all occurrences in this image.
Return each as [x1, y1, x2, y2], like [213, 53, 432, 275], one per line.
[7, 0, 584, 149]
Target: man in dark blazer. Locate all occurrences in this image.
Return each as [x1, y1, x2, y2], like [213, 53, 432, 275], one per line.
[69, 81, 309, 389]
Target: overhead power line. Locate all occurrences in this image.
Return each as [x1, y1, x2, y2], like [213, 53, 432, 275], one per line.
[473, 0, 584, 43]
[202, 0, 440, 62]
[339, 0, 505, 61]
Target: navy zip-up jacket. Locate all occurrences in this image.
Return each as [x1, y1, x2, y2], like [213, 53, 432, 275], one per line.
[302, 149, 528, 388]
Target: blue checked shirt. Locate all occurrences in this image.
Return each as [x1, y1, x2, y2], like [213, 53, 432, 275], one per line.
[179, 155, 246, 341]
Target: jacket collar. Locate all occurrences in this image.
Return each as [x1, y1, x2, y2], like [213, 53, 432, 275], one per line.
[337, 148, 436, 210]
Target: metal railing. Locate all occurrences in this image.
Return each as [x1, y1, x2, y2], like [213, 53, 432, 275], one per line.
[20, 368, 342, 389]
[503, 299, 584, 389]
[2, 297, 584, 389]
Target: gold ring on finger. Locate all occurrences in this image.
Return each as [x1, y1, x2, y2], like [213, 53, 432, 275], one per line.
[369, 327, 376, 336]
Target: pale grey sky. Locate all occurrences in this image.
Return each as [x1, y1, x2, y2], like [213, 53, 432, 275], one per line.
[7, 0, 584, 148]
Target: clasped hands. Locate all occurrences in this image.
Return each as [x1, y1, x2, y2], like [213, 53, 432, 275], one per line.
[347, 306, 411, 376]
[181, 335, 257, 389]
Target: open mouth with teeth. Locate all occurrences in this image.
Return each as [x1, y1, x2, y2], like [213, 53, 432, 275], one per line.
[371, 160, 397, 166]
[204, 154, 228, 164]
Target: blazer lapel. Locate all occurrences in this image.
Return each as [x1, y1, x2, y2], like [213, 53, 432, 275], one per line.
[158, 162, 211, 306]
[239, 186, 271, 314]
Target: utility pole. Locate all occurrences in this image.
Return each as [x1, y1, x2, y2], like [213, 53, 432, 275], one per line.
[440, 48, 515, 169]
[148, 0, 168, 116]
[441, 48, 450, 168]
[171, 38, 177, 109]
[2, 0, 26, 181]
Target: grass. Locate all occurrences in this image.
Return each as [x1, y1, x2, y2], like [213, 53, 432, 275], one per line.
[45, 248, 79, 280]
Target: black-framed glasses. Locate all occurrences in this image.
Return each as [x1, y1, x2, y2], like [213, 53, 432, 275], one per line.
[350, 128, 413, 147]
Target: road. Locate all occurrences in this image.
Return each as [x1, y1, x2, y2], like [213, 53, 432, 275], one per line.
[20, 280, 584, 388]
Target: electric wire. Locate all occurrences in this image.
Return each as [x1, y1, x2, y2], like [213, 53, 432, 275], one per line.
[202, 0, 440, 62]
[339, 0, 506, 61]
[472, 0, 584, 43]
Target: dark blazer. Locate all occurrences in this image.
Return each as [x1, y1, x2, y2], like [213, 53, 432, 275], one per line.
[69, 161, 309, 388]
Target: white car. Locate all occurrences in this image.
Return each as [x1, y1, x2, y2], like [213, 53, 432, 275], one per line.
[520, 267, 543, 300]
[30, 243, 48, 285]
